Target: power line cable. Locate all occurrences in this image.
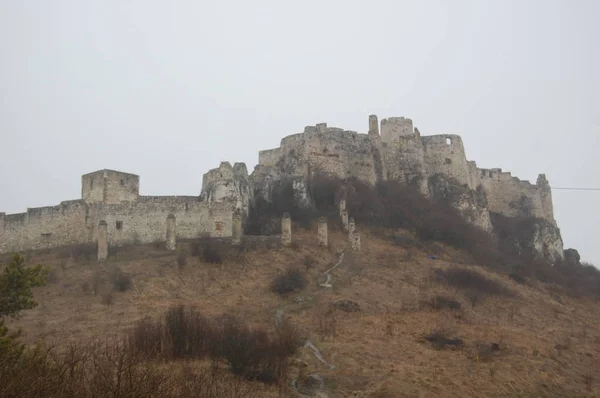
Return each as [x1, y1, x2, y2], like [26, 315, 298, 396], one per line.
[551, 187, 600, 191]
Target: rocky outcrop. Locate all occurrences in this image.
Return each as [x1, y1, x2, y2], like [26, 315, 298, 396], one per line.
[563, 248, 581, 265]
[427, 174, 493, 232]
[201, 162, 253, 218]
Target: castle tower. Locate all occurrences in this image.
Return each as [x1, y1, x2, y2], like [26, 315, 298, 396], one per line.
[82, 169, 139, 205]
[380, 117, 414, 143]
[368, 115, 379, 136]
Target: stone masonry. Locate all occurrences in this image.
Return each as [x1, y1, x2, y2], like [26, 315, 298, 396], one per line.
[0, 114, 565, 263]
[317, 217, 328, 247]
[251, 114, 564, 262]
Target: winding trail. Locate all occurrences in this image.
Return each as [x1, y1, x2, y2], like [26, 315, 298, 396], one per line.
[318, 251, 345, 288]
[282, 250, 345, 397]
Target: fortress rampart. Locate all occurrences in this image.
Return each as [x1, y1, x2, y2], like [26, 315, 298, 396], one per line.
[253, 115, 556, 224]
[0, 169, 238, 254]
[1, 114, 561, 262]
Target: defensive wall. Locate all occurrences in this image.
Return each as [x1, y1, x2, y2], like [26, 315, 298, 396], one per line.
[1, 114, 559, 261]
[253, 115, 556, 223]
[0, 169, 237, 254]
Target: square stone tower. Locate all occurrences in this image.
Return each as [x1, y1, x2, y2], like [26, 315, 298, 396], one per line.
[81, 169, 140, 204]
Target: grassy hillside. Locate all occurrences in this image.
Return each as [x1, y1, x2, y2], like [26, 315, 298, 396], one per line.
[3, 225, 600, 397]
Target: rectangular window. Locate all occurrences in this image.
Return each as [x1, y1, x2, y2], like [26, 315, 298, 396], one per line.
[215, 221, 223, 232]
[116, 221, 123, 230]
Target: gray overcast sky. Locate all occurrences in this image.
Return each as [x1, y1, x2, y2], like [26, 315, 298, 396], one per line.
[1, 0, 598, 264]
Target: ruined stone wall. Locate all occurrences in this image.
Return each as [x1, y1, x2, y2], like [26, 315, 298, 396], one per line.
[82, 169, 140, 204]
[422, 135, 472, 188]
[86, 197, 233, 247]
[0, 196, 234, 254]
[253, 124, 380, 190]
[201, 162, 252, 217]
[474, 168, 549, 220]
[380, 117, 415, 142]
[382, 135, 426, 189]
[0, 200, 91, 253]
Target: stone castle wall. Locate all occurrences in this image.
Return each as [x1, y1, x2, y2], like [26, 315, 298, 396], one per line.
[0, 169, 237, 254]
[0, 196, 233, 254]
[250, 114, 562, 261]
[252, 115, 556, 223]
[0, 114, 561, 262]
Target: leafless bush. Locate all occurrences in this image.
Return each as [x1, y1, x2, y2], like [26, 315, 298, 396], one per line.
[434, 268, 512, 297]
[177, 249, 188, 268]
[81, 281, 91, 295]
[425, 327, 464, 350]
[91, 271, 103, 296]
[126, 306, 300, 385]
[314, 305, 338, 341]
[70, 243, 96, 263]
[270, 269, 307, 296]
[202, 244, 223, 264]
[110, 267, 133, 292]
[423, 295, 462, 311]
[101, 293, 114, 307]
[303, 255, 316, 271]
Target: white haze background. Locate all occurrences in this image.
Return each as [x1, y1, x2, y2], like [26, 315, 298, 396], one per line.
[0, 1, 598, 264]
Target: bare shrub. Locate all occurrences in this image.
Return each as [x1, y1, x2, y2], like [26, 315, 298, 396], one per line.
[126, 306, 300, 386]
[70, 243, 96, 263]
[202, 244, 223, 264]
[508, 272, 527, 284]
[423, 295, 462, 311]
[209, 315, 298, 384]
[583, 372, 594, 391]
[270, 269, 307, 296]
[101, 293, 114, 307]
[434, 268, 512, 297]
[127, 317, 164, 358]
[47, 267, 60, 284]
[177, 249, 188, 268]
[425, 327, 464, 350]
[91, 271, 103, 296]
[303, 255, 316, 271]
[81, 281, 91, 295]
[314, 305, 338, 341]
[164, 305, 212, 359]
[110, 268, 133, 292]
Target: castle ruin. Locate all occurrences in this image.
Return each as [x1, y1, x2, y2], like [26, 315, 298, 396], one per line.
[0, 115, 564, 263]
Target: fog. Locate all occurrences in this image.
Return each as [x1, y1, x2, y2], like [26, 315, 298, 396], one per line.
[1, 0, 598, 263]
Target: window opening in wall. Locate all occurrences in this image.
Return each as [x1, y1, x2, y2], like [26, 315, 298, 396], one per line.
[446, 138, 452, 145]
[90, 179, 94, 189]
[215, 221, 223, 232]
[116, 221, 123, 230]
[120, 179, 125, 186]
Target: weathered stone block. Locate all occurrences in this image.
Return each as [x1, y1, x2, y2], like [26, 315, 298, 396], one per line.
[97, 220, 108, 261]
[317, 217, 328, 247]
[281, 213, 292, 247]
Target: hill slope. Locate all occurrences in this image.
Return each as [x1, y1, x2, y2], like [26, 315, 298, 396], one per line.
[5, 227, 600, 397]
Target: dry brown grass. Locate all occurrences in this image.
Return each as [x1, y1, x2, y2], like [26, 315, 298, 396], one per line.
[5, 226, 600, 397]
